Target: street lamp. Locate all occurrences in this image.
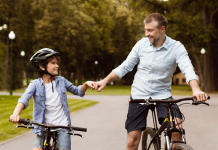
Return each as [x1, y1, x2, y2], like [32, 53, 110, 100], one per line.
[20, 51, 25, 86]
[9, 31, 16, 95]
[3, 24, 7, 29]
[201, 48, 205, 91]
[94, 61, 98, 81]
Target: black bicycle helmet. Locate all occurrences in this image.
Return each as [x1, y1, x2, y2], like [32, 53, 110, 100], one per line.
[30, 48, 60, 92]
[30, 48, 59, 67]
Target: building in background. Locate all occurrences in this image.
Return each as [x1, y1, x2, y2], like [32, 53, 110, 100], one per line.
[172, 71, 200, 85]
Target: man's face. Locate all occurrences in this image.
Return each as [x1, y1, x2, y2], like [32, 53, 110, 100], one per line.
[144, 21, 163, 45]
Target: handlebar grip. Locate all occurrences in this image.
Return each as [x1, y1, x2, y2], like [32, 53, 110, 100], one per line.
[19, 118, 30, 125]
[194, 95, 210, 100]
[71, 127, 87, 132]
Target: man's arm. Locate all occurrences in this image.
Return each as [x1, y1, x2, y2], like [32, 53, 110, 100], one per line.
[95, 39, 144, 92]
[189, 79, 208, 102]
[95, 71, 119, 92]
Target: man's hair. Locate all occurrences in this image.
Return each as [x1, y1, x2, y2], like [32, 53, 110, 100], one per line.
[144, 13, 168, 29]
[38, 55, 60, 77]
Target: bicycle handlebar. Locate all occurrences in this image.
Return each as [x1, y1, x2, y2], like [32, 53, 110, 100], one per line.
[129, 96, 210, 106]
[15, 119, 87, 132]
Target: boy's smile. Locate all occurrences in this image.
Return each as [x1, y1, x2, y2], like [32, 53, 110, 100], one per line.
[47, 58, 59, 75]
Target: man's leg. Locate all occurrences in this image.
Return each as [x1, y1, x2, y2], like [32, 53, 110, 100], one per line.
[126, 128, 142, 150]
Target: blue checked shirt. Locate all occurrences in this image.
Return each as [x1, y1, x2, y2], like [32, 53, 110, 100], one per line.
[113, 35, 198, 99]
[18, 76, 85, 135]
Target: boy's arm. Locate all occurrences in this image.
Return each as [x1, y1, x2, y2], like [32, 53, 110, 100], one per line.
[64, 78, 95, 96]
[10, 102, 25, 123]
[10, 81, 36, 124]
[80, 81, 95, 93]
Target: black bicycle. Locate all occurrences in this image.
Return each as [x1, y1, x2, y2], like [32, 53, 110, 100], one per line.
[129, 96, 210, 150]
[14, 118, 87, 150]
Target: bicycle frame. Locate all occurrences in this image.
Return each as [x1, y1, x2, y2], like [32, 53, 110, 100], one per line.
[147, 102, 186, 150]
[42, 128, 58, 150]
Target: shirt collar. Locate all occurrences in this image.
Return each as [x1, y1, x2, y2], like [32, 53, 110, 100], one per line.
[161, 34, 169, 50]
[39, 76, 60, 85]
[150, 34, 169, 51]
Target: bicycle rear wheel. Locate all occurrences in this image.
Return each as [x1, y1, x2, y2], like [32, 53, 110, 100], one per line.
[141, 127, 159, 150]
[173, 143, 193, 150]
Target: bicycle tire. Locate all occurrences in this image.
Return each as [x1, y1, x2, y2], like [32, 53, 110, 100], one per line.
[173, 143, 193, 150]
[142, 127, 159, 150]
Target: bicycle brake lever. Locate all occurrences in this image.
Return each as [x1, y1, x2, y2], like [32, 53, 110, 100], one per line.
[192, 102, 209, 106]
[65, 130, 74, 135]
[66, 131, 84, 138]
[16, 125, 35, 129]
[192, 97, 209, 106]
[74, 133, 84, 138]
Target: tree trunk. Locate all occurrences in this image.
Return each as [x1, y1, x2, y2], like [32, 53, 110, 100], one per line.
[76, 60, 83, 85]
[3, 35, 9, 90]
[188, 35, 203, 89]
[201, 5, 214, 92]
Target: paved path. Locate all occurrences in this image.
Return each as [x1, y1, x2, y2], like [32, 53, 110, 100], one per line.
[0, 92, 218, 150]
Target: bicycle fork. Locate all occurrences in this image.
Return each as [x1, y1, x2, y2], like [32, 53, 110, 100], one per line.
[164, 105, 187, 150]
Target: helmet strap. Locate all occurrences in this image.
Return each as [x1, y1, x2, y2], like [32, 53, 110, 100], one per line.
[41, 65, 56, 92]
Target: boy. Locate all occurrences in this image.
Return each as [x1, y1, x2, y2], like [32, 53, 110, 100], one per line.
[10, 48, 95, 150]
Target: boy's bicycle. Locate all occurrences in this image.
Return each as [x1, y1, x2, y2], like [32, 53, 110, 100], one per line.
[12, 118, 87, 150]
[129, 96, 210, 150]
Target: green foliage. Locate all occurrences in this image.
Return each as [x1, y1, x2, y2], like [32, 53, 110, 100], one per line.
[1, 0, 217, 91]
[0, 43, 7, 90]
[0, 95, 98, 143]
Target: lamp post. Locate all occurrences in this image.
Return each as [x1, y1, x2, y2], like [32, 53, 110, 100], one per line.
[201, 48, 205, 91]
[94, 61, 98, 81]
[21, 51, 25, 86]
[8, 31, 15, 95]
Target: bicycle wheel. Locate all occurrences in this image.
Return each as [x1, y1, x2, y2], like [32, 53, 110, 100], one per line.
[142, 127, 159, 150]
[174, 143, 193, 150]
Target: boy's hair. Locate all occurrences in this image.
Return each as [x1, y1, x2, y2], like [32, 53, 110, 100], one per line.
[144, 13, 168, 29]
[37, 55, 60, 77]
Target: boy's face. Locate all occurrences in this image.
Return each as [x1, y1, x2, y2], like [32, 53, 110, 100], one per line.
[39, 58, 59, 75]
[47, 58, 59, 75]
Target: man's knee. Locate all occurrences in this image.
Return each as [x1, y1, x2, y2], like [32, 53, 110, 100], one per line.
[127, 136, 139, 147]
[127, 129, 142, 148]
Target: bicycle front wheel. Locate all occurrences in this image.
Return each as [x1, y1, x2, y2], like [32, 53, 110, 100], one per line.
[141, 127, 159, 150]
[173, 143, 193, 150]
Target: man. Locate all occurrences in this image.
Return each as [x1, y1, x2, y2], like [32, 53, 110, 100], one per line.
[94, 13, 208, 150]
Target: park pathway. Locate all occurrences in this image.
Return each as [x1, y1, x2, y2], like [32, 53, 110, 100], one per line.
[0, 93, 218, 150]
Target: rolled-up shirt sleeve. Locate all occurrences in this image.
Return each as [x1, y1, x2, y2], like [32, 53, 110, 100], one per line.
[113, 40, 141, 79]
[175, 43, 198, 84]
[64, 78, 85, 97]
[18, 81, 36, 110]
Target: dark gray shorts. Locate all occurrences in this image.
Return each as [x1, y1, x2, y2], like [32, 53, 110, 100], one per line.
[125, 96, 182, 133]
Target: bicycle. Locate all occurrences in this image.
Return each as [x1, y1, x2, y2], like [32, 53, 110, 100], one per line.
[11, 118, 87, 150]
[129, 96, 210, 150]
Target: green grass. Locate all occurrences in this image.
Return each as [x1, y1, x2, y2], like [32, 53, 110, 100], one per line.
[0, 95, 98, 143]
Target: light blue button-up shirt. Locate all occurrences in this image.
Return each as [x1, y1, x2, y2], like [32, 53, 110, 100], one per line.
[113, 35, 198, 99]
[18, 76, 85, 135]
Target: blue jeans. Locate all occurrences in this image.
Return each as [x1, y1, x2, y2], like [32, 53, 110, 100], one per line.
[33, 128, 71, 150]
